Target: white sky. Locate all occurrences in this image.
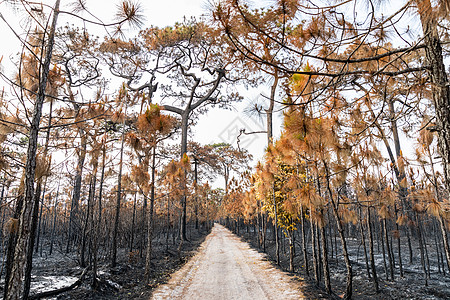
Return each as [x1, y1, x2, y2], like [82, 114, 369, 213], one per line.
[0, 0, 433, 191]
[0, 0, 280, 189]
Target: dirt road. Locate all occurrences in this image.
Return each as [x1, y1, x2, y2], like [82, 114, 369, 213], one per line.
[151, 223, 305, 299]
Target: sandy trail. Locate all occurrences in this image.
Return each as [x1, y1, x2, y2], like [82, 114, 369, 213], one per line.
[151, 223, 305, 300]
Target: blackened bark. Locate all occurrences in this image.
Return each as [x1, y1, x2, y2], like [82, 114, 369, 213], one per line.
[367, 207, 379, 293]
[130, 192, 137, 252]
[383, 218, 395, 281]
[300, 204, 309, 277]
[311, 216, 319, 285]
[3, 193, 23, 299]
[320, 223, 331, 294]
[5, 2, 60, 298]
[111, 129, 125, 268]
[67, 130, 87, 253]
[49, 181, 60, 256]
[145, 146, 156, 279]
[418, 3, 450, 263]
[359, 206, 371, 279]
[425, 29, 450, 170]
[93, 139, 106, 288]
[415, 212, 428, 286]
[180, 113, 188, 242]
[288, 229, 294, 272]
[323, 160, 352, 300]
[272, 186, 280, 265]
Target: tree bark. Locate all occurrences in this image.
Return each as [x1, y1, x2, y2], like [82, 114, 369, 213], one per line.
[49, 179, 60, 256]
[111, 127, 125, 268]
[359, 206, 371, 279]
[300, 204, 309, 277]
[367, 206, 379, 293]
[93, 138, 106, 288]
[272, 186, 280, 265]
[323, 160, 352, 300]
[383, 218, 395, 281]
[415, 211, 428, 286]
[265, 71, 278, 145]
[67, 129, 87, 253]
[5, 2, 60, 298]
[179, 113, 189, 241]
[311, 216, 319, 285]
[145, 146, 156, 279]
[130, 192, 137, 252]
[320, 223, 331, 294]
[417, 0, 450, 222]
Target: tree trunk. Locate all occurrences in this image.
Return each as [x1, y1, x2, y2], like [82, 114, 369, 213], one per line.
[311, 217, 319, 286]
[426, 143, 450, 273]
[367, 206, 379, 293]
[406, 224, 413, 264]
[300, 204, 309, 277]
[320, 223, 331, 294]
[424, 230, 431, 279]
[145, 147, 157, 279]
[380, 219, 388, 280]
[111, 128, 125, 268]
[35, 189, 45, 255]
[179, 113, 189, 242]
[194, 157, 199, 230]
[438, 215, 450, 272]
[272, 186, 280, 265]
[324, 161, 352, 299]
[315, 223, 322, 281]
[166, 194, 170, 252]
[5, 2, 60, 298]
[383, 218, 395, 281]
[49, 181, 60, 256]
[265, 72, 278, 145]
[67, 130, 87, 253]
[288, 228, 294, 273]
[3, 193, 24, 299]
[417, 0, 450, 223]
[81, 172, 96, 268]
[256, 202, 261, 248]
[0, 184, 5, 249]
[415, 212, 428, 286]
[130, 192, 137, 253]
[93, 139, 106, 288]
[359, 206, 371, 279]
[368, 91, 413, 271]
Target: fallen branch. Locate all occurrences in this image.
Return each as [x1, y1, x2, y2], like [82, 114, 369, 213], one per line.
[29, 267, 89, 300]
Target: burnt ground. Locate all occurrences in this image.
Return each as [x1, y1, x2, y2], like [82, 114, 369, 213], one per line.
[4, 223, 450, 299]
[1, 226, 210, 300]
[233, 226, 450, 300]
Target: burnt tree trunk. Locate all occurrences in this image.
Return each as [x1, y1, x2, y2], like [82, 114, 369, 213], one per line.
[4, 2, 60, 298]
[93, 138, 106, 288]
[367, 206, 379, 293]
[320, 222, 331, 294]
[324, 160, 352, 300]
[418, 3, 450, 256]
[300, 204, 309, 277]
[111, 127, 125, 268]
[145, 146, 157, 280]
[67, 129, 87, 253]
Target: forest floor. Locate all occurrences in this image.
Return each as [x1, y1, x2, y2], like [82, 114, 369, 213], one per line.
[3, 223, 450, 299]
[151, 223, 309, 299]
[236, 226, 450, 300]
[0, 226, 210, 299]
